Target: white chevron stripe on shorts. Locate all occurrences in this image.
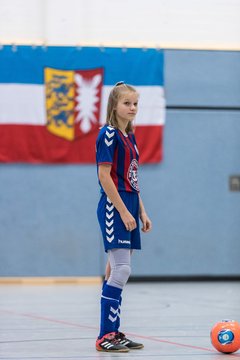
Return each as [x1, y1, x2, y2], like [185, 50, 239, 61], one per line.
[106, 235, 114, 242]
[106, 227, 114, 235]
[106, 204, 114, 211]
[106, 219, 113, 227]
[106, 198, 114, 243]
[106, 212, 113, 219]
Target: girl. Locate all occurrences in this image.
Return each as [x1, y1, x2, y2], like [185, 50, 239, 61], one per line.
[95, 82, 152, 352]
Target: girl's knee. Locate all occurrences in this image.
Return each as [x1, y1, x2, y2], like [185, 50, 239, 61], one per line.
[119, 264, 131, 281]
[114, 264, 131, 287]
[108, 264, 131, 289]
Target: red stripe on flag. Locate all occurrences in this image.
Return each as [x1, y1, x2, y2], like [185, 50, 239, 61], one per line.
[135, 125, 163, 164]
[0, 124, 163, 164]
[0, 125, 98, 163]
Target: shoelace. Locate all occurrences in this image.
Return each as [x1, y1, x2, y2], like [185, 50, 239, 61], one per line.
[111, 337, 121, 345]
[116, 332, 126, 340]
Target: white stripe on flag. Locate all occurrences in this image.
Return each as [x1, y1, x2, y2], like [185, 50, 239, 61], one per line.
[0, 84, 46, 125]
[0, 84, 165, 126]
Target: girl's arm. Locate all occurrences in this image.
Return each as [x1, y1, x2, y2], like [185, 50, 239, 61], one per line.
[139, 195, 152, 232]
[98, 164, 137, 232]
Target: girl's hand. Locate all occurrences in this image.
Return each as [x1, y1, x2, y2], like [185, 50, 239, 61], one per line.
[120, 210, 137, 232]
[140, 212, 152, 232]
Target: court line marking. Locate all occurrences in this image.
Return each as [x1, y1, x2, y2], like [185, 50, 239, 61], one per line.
[2, 308, 240, 357]
[0, 308, 220, 354]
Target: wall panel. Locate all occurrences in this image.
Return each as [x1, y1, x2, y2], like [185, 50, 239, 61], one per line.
[0, 50, 239, 277]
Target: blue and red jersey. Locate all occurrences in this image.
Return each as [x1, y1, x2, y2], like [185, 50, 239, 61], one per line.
[96, 125, 140, 193]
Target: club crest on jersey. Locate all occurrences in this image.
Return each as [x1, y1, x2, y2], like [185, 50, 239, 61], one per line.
[45, 67, 104, 140]
[127, 159, 139, 191]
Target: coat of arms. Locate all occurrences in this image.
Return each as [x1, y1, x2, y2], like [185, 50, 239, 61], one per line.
[45, 67, 103, 140]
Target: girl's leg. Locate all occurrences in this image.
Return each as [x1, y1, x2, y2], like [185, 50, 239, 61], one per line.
[107, 249, 144, 349]
[97, 249, 143, 351]
[104, 250, 133, 281]
[103, 251, 133, 332]
[101, 261, 110, 295]
[104, 261, 111, 281]
[98, 249, 131, 338]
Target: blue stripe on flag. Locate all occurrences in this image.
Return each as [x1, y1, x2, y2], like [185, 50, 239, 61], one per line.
[0, 45, 164, 85]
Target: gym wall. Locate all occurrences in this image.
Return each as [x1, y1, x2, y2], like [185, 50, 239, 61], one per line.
[0, 0, 239, 277]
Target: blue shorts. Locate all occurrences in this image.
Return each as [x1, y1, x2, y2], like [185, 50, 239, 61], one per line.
[97, 191, 141, 252]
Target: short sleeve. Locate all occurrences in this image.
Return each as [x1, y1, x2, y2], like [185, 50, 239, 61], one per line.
[96, 126, 117, 165]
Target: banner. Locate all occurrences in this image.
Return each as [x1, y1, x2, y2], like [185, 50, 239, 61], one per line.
[0, 46, 165, 164]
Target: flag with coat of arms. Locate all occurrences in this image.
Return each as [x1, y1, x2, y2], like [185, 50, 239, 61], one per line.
[0, 45, 165, 164]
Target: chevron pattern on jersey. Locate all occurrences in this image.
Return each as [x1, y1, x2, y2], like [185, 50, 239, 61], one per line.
[106, 197, 114, 243]
[104, 126, 115, 147]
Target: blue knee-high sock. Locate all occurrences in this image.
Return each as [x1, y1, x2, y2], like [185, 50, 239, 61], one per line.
[102, 280, 122, 333]
[99, 284, 122, 339]
[102, 279, 107, 292]
[115, 294, 122, 332]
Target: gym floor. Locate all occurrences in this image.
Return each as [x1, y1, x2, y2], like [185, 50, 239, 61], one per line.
[0, 281, 240, 359]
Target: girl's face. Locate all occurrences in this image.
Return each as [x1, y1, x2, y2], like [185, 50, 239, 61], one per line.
[115, 91, 139, 124]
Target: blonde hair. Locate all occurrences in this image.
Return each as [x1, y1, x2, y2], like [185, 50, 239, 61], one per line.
[106, 82, 138, 134]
